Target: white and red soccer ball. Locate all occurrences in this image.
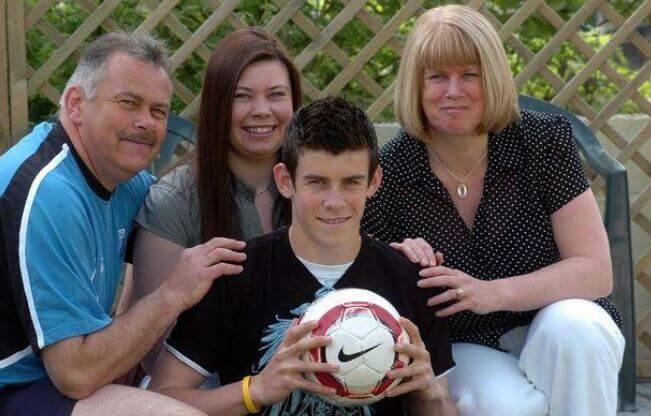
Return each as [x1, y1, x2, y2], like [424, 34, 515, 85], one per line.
[299, 288, 410, 407]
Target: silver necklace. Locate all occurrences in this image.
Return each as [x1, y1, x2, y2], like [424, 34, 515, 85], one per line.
[430, 150, 487, 198]
[255, 185, 270, 196]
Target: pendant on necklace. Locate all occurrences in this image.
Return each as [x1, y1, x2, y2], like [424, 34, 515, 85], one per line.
[457, 182, 468, 198]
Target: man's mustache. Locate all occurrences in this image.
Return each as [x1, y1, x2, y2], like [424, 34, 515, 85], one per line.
[119, 130, 155, 146]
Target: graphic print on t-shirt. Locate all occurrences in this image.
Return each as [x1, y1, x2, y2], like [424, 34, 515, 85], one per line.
[254, 286, 373, 416]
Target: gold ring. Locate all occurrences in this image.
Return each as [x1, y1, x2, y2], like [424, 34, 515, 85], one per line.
[455, 288, 465, 301]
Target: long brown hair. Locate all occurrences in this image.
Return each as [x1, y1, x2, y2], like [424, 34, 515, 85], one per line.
[195, 27, 301, 242]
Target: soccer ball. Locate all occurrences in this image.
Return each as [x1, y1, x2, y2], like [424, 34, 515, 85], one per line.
[299, 288, 410, 407]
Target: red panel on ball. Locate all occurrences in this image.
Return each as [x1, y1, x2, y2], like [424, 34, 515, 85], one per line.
[312, 304, 346, 336]
[315, 372, 348, 396]
[373, 376, 393, 395]
[366, 304, 402, 337]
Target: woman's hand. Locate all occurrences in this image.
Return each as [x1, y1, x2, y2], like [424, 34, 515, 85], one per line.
[417, 266, 503, 317]
[385, 318, 440, 401]
[250, 320, 338, 407]
[390, 238, 444, 267]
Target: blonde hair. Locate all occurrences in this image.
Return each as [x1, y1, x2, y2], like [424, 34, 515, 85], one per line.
[395, 5, 519, 139]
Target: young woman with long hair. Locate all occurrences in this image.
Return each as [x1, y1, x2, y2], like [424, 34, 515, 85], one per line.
[132, 28, 302, 374]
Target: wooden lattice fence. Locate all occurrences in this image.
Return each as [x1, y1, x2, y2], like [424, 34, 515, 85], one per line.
[1, 0, 650, 374]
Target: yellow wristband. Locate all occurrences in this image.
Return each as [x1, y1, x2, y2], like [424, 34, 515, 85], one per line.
[242, 375, 260, 414]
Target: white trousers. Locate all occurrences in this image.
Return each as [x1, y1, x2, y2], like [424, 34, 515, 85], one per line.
[448, 299, 625, 416]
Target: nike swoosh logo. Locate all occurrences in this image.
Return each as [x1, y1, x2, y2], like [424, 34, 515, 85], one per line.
[338, 343, 382, 362]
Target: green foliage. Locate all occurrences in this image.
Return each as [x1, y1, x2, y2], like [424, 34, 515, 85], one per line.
[23, 0, 649, 124]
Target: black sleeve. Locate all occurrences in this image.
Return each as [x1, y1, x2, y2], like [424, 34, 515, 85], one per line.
[166, 285, 222, 376]
[166, 275, 245, 377]
[402, 264, 455, 377]
[537, 115, 590, 216]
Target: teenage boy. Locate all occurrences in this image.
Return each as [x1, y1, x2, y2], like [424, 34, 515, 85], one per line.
[149, 97, 457, 416]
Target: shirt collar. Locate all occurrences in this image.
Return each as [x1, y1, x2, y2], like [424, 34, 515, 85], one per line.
[54, 120, 113, 200]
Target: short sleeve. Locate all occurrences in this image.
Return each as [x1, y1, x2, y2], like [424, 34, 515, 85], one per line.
[121, 171, 155, 263]
[383, 250, 455, 378]
[409, 278, 454, 377]
[123, 171, 155, 207]
[19, 182, 112, 351]
[537, 115, 590, 215]
[422, 308, 454, 377]
[166, 274, 246, 377]
[165, 286, 222, 377]
[135, 167, 199, 248]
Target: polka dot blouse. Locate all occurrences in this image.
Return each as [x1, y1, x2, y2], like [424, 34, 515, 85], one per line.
[361, 109, 622, 349]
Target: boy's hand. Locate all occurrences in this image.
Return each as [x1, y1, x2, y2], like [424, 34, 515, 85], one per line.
[250, 320, 338, 407]
[385, 317, 440, 401]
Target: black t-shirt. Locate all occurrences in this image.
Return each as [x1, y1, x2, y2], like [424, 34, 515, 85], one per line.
[361, 110, 621, 349]
[167, 227, 454, 416]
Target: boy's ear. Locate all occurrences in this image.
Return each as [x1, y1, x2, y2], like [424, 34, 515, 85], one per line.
[273, 163, 294, 199]
[366, 166, 382, 198]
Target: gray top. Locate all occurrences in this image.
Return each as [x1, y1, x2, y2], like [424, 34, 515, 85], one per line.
[136, 164, 286, 247]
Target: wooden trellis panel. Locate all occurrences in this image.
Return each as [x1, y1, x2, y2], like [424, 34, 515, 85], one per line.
[2, 0, 651, 375]
[0, 0, 9, 149]
[6, 0, 28, 142]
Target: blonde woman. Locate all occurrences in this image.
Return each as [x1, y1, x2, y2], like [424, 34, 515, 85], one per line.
[362, 5, 624, 416]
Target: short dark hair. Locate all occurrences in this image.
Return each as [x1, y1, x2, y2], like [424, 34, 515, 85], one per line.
[282, 97, 379, 180]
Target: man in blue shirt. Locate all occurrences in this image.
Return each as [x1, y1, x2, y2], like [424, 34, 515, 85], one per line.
[0, 32, 242, 416]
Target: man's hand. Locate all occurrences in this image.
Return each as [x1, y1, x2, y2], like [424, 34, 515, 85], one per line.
[390, 238, 444, 267]
[250, 320, 338, 407]
[159, 237, 246, 311]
